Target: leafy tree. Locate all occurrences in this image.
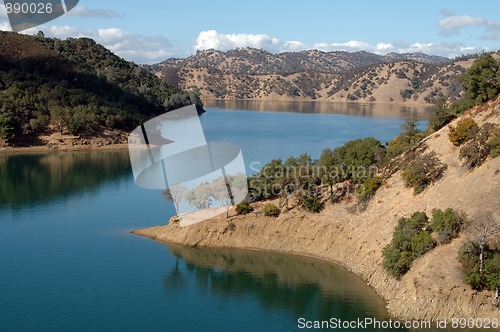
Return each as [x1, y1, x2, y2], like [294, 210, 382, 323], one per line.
[459, 123, 498, 169]
[301, 190, 324, 213]
[431, 208, 465, 244]
[317, 148, 341, 198]
[448, 118, 479, 146]
[401, 152, 446, 194]
[382, 211, 434, 278]
[459, 54, 500, 104]
[49, 104, 68, 134]
[247, 159, 285, 201]
[484, 254, 500, 298]
[236, 201, 253, 215]
[386, 118, 425, 158]
[333, 137, 385, 183]
[428, 98, 455, 132]
[185, 182, 212, 210]
[411, 232, 436, 257]
[262, 204, 280, 217]
[162, 184, 188, 213]
[382, 245, 413, 278]
[489, 128, 500, 158]
[356, 176, 381, 201]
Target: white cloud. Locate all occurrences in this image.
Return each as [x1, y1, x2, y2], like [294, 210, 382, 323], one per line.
[438, 14, 500, 40]
[0, 6, 11, 31]
[66, 6, 123, 18]
[484, 21, 500, 40]
[376, 43, 394, 52]
[195, 30, 379, 54]
[193, 30, 487, 59]
[313, 40, 371, 52]
[194, 30, 299, 53]
[439, 15, 487, 32]
[18, 25, 176, 64]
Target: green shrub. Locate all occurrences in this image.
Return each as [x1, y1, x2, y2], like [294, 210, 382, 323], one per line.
[458, 241, 486, 290]
[448, 118, 479, 146]
[459, 54, 500, 104]
[411, 232, 436, 257]
[236, 201, 254, 215]
[463, 266, 486, 290]
[332, 137, 386, 183]
[459, 123, 497, 169]
[401, 152, 446, 194]
[382, 211, 433, 278]
[382, 245, 413, 278]
[458, 241, 500, 291]
[458, 241, 481, 271]
[459, 139, 490, 169]
[356, 176, 381, 201]
[428, 99, 455, 132]
[386, 119, 425, 158]
[431, 208, 464, 244]
[301, 194, 324, 213]
[488, 128, 500, 158]
[262, 204, 280, 217]
[484, 254, 500, 292]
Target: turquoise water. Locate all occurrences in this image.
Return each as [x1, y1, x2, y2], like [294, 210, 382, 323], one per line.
[1, 104, 464, 332]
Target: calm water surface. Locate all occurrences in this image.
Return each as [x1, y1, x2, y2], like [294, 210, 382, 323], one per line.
[1, 103, 470, 331]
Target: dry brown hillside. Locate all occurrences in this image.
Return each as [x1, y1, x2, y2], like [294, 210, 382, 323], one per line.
[134, 96, 500, 322]
[148, 49, 500, 105]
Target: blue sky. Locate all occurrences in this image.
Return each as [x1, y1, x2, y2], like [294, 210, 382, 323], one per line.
[1, 0, 499, 63]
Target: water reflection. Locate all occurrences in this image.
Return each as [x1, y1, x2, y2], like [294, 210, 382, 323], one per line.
[204, 100, 433, 119]
[0, 150, 131, 208]
[163, 244, 391, 323]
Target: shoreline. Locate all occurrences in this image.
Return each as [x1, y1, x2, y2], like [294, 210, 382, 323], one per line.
[0, 143, 129, 154]
[202, 97, 434, 108]
[131, 201, 500, 323]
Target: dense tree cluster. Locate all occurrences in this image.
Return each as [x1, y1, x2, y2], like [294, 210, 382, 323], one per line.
[458, 212, 500, 296]
[382, 208, 466, 278]
[400, 151, 447, 194]
[382, 212, 435, 278]
[0, 32, 202, 144]
[428, 53, 500, 132]
[248, 137, 387, 212]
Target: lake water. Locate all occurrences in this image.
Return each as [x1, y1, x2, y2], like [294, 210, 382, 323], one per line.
[202, 101, 431, 173]
[1, 102, 467, 332]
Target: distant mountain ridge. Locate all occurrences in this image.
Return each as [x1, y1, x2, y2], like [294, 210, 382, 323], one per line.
[152, 48, 450, 75]
[147, 48, 493, 104]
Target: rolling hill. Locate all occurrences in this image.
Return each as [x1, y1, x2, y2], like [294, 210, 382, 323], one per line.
[0, 31, 202, 147]
[148, 48, 494, 104]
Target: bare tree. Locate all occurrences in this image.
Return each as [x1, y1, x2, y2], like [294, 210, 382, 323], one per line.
[467, 211, 500, 274]
[162, 184, 188, 214]
[211, 177, 233, 218]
